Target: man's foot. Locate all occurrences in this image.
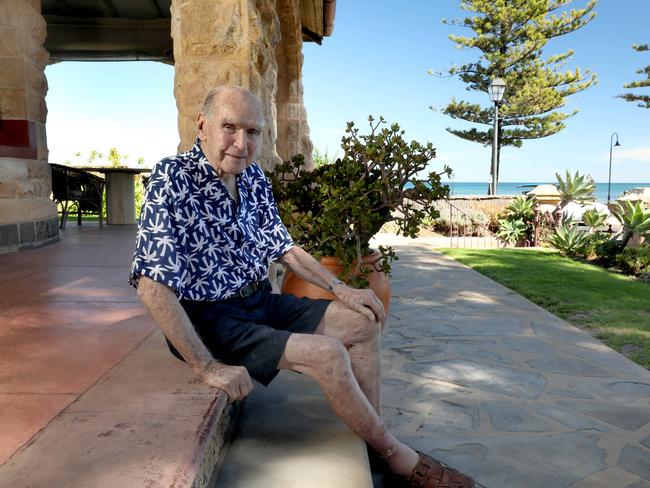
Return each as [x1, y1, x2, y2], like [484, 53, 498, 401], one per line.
[400, 451, 474, 488]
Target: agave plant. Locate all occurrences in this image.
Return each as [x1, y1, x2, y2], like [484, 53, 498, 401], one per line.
[549, 222, 589, 257]
[613, 200, 650, 248]
[505, 196, 536, 221]
[555, 170, 596, 208]
[497, 219, 527, 245]
[582, 208, 608, 232]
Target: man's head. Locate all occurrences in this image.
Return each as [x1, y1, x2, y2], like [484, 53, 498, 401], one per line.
[197, 86, 265, 178]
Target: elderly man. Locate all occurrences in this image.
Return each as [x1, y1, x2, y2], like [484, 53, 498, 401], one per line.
[130, 86, 474, 488]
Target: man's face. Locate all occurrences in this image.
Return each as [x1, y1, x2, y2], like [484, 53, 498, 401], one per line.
[197, 91, 264, 178]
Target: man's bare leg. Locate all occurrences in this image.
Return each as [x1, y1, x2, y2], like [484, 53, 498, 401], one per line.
[313, 301, 382, 413]
[278, 333, 419, 476]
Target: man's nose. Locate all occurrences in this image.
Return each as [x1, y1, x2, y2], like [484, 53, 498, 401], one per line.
[233, 129, 246, 149]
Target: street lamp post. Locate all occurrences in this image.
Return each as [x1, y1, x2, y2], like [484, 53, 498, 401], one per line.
[607, 132, 621, 204]
[488, 78, 507, 195]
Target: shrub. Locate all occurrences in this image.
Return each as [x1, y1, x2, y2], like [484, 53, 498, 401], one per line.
[581, 232, 610, 260]
[613, 200, 650, 248]
[594, 239, 624, 267]
[505, 196, 536, 221]
[498, 195, 536, 243]
[582, 208, 608, 231]
[549, 223, 589, 257]
[616, 245, 650, 275]
[555, 170, 596, 206]
[497, 219, 527, 245]
[270, 116, 450, 286]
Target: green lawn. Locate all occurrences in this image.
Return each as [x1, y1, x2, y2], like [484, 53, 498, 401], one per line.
[441, 248, 650, 370]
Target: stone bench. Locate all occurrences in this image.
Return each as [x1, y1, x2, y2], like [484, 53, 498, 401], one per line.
[0, 332, 236, 488]
[216, 370, 373, 488]
[0, 331, 373, 488]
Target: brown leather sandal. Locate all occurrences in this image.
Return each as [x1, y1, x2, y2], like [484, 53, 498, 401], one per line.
[404, 451, 475, 488]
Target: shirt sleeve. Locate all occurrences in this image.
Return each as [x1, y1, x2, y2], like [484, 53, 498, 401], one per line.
[262, 176, 295, 262]
[129, 161, 187, 292]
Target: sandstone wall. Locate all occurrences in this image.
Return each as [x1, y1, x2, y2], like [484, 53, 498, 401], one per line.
[275, 0, 313, 167]
[0, 0, 58, 252]
[171, 0, 284, 171]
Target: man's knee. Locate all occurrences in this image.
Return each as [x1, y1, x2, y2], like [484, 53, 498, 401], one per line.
[303, 335, 351, 382]
[339, 306, 380, 346]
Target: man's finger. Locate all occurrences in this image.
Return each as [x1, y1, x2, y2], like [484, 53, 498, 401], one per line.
[352, 301, 375, 322]
[363, 295, 383, 323]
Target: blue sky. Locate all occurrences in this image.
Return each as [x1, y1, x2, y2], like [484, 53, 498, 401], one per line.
[45, 0, 649, 183]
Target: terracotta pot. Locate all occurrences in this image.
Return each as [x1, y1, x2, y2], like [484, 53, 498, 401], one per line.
[281, 252, 391, 313]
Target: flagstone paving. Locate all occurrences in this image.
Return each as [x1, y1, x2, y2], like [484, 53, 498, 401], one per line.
[374, 235, 650, 488]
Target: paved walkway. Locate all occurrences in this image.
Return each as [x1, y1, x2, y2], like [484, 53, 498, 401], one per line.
[2, 227, 649, 487]
[374, 235, 650, 488]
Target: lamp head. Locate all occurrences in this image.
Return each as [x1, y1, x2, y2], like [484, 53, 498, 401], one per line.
[489, 77, 507, 103]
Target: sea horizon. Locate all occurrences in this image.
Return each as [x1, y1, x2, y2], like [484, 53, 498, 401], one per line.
[443, 182, 649, 203]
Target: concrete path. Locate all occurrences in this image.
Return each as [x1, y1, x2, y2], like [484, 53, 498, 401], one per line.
[374, 235, 650, 488]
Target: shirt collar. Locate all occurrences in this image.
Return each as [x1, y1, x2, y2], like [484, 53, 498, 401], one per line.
[190, 138, 218, 179]
[190, 137, 255, 189]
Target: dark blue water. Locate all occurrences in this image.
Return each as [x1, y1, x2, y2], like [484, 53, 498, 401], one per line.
[444, 182, 649, 203]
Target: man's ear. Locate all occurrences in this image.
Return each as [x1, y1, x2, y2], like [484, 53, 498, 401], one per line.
[196, 113, 205, 136]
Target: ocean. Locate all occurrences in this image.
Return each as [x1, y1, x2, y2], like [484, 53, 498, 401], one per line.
[444, 182, 649, 203]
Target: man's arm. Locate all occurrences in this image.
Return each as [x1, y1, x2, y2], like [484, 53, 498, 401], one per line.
[136, 276, 253, 401]
[279, 246, 385, 325]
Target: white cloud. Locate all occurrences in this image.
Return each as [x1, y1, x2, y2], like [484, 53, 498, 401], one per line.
[616, 147, 650, 162]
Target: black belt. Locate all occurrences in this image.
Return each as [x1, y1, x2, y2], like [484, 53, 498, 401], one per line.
[237, 280, 262, 297]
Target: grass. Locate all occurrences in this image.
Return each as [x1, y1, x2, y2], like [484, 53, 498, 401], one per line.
[441, 248, 650, 370]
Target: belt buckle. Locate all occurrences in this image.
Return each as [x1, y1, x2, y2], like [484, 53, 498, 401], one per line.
[238, 281, 257, 297]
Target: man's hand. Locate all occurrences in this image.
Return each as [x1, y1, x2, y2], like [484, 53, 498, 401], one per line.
[202, 362, 254, 402]
[332, 284, 386, 327]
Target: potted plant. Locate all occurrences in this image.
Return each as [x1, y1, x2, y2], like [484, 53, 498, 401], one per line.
[269, 116, 451, 309]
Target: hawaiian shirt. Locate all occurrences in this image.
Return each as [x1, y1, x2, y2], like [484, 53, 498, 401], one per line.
[129, 139, 294, 301]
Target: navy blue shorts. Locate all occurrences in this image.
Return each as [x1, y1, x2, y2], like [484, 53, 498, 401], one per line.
[170, 279, 332, 386]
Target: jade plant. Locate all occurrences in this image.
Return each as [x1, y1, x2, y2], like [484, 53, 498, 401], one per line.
[270, 116, 451, 286]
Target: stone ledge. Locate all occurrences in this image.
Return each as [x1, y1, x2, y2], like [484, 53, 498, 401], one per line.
[0, 216, 58, 254]
[0, 332, 239, 488]
[216, 370, 373, 488]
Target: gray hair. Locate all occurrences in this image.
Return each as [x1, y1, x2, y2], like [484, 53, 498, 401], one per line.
[201, 86, 264, 120]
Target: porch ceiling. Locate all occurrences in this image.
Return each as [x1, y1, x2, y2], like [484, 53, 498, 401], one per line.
[41, 0, 335, 62]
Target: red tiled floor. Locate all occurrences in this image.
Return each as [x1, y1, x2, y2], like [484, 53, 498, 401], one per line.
[0, 225, 156, 465]
[0, 393, 77, 465]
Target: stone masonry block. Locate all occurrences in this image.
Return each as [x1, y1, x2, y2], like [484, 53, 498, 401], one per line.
[26, 92, 46, 123]
[0, 1, 23, 28]
[35, 123, 48, 160]
[34, 218, 47, 242]
[0, 28, 22, 56]
[26, 159, 50, 179]
[0, 181, 26, 199]
[24, 59, 47, 93]
[0, 159, 29, 182]
[0, 223, 19, 247]
[0, 198, 56, 223]
[0, 58, 26, 90]
[46, 217, 58, 238]
[0, 88, 27, 118]
[18, 220, 35, 244]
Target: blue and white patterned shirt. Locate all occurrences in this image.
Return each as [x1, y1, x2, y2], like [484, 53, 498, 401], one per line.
[129, 139, 294, 301]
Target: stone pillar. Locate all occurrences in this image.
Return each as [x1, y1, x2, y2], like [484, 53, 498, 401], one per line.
[171, 0, 282, 171]
[0, 0, 58, 253]
[275, 0, 314, 167]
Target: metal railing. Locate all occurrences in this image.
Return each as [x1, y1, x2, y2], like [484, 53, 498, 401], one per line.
[443, 198, 501, 249]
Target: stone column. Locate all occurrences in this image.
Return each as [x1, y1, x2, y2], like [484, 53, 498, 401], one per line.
[0, 0, 58, 253]
[171, 0, 282, 171]
[275, 0, 314, 167]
